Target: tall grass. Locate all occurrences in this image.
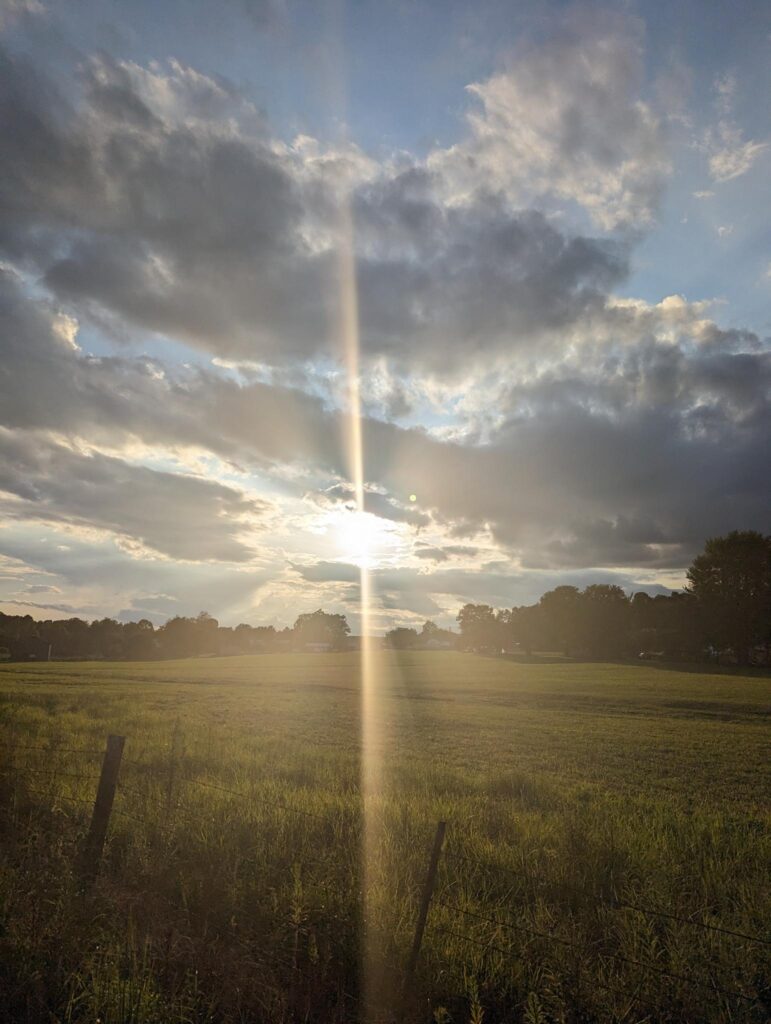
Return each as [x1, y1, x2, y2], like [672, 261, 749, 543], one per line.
[0, 652, 768, 1022]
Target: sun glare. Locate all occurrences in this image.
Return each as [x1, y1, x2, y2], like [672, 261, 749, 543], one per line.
[330, 508, 395, 569]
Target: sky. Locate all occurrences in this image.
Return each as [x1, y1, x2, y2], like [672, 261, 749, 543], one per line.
[0, 0, 769, 632]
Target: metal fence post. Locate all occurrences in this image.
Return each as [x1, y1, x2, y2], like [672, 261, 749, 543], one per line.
[79, 734, 125, 883]
[401, 820, 446, 1011]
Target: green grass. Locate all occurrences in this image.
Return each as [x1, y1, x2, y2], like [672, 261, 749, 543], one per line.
[0, 652, 769, 1023]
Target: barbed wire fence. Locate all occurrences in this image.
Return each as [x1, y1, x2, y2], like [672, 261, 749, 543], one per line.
[1, 730, 769, 1021]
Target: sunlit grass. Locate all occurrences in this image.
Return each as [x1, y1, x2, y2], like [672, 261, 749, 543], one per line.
[0, 652, 769, 1022]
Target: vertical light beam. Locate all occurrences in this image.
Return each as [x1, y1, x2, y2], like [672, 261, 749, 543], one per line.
[336, 185, 383, 1014]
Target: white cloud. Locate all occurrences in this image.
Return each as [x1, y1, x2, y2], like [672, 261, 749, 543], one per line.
[704, 72, 768, 183]
[709, 134, 768, 182]
[428, 9, 670, 230]
[0, 0, 44, 30]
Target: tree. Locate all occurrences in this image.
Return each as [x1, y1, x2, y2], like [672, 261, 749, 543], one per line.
[194, 612, 220, 654]
[88, 618, 124, 659]
[124, 618, 156, 659]
[538, 586, 581, 655]
[507, 604, 544, 656]
[385, 626, 419, 649]
[253, 625, 278, 651]
[158, 616, 198, 658]
[686, 530, 771, 664]
[456, 603, 501, 652]
[578, 584, 631, 657]
[418, 619, 456, 648]
[293, 609, 350, 650]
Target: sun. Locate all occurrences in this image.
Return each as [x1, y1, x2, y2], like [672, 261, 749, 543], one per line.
[344, 509, 388, 568]
[328, 507, 395, 569]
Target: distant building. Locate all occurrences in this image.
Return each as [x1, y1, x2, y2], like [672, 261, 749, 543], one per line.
[424, 637, 454, 650]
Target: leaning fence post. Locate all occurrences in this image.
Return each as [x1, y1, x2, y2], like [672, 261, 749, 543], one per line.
[401, 820, 446, 1010]
[79, 734, 125, 883]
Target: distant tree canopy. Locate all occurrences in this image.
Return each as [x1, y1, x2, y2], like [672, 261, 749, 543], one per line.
[455, 604, 501, 652]
[384, 620, 455, 650]
[293, 609, 350, 650]
[1, 531, 768, 664]
[455, 531, 771, 664]
[0, 609, 341, 661]
[384, 626, 419, 649]
[686, 530, 771, 664]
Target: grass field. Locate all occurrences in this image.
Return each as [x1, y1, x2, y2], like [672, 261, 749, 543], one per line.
[0, 652, 769, 1023]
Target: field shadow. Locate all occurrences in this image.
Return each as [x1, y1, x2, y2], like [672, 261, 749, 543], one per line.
[491, 652, 573, 665]
[489, 652, 771, 677]
[629, 659, 771, 678]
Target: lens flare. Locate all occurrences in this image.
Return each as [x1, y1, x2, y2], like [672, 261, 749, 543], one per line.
[336, 189, 383, 1013]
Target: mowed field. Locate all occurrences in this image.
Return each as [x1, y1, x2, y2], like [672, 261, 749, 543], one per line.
[0, 652, 769, 1023]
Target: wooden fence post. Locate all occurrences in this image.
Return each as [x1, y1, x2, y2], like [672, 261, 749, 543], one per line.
[401, 820, 446, 1011]
[79, 734, 125, 883]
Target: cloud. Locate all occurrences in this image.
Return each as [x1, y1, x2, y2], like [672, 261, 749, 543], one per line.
[0, 0, 44, 30]
[319, 484, 430, 528]
[0, 428, 270, 562]
[414, 544, 479, 562]
[1, 268, 769, 577]
[0, 42, 635, 372]
[704, 72, 768, 183]
[709, 136, 768, 182]
[429, 8, 670, 230]
[0, 523, 279, 624]
[290, 559, 672, 616]
[0, 20, 769, 626]
[0, 598, 85, 616]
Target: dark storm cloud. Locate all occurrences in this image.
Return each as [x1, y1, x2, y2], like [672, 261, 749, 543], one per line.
[365, 399, 771, 569]
[414, 547, 450, 562]
[320, 484, 430, 528]
[0, 45, 334, 360]
[355, 205, 627, 370]
[0, 428, 269, 562]
[0, 45, 629, 369]
[414, 544, 480, 562]
[292, 561, 361, 585]
[0, 19, 769, 593]
[2, 268, 770, 572]
[0, 269, 340, 473]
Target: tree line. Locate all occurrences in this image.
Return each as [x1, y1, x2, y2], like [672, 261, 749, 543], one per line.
[452, 531, 771, 665]
[0, 609, 351, 663]
[0, 531, 768, 665]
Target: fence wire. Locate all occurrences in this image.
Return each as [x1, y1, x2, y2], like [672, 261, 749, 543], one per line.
[441, 840, 770, 950]
[427, 919, 760, 1005]
[2, 730, 768, 1020]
